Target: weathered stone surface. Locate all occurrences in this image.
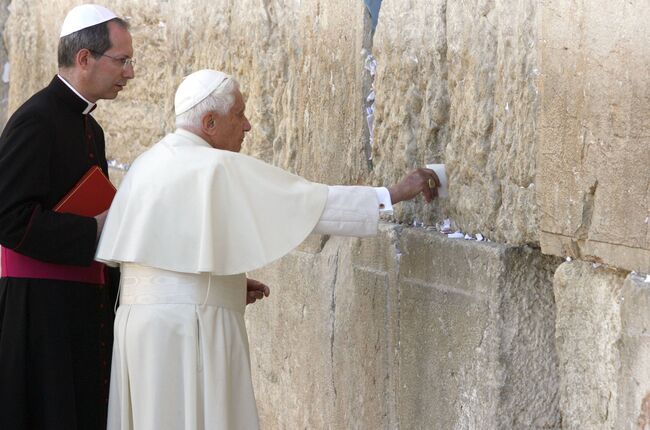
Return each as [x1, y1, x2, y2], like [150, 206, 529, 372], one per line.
[370, 0, 450, 229]
[0, 0, 10, 127]
[399, 229, 560, 429]
[617, 273, 650, 430]
[554, 261, 623, 429]
[538, 1, 650, 272]
[331, 237, 398, 429]
[554, 261, 650, 429]
[372, 0, 540, 244]
[4, 0, 370, 185]
[246, 234, 339, 429]
[246, 231, 400, 429]
[247, 226, 560, 429]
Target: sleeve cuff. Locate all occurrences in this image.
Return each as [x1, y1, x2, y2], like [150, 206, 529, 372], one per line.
[374, 187, 394, 214]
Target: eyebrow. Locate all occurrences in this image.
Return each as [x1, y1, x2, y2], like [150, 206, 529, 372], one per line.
[106, 49, 133, 59]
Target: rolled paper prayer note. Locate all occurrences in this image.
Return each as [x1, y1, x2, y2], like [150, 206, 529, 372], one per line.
[425, 163, 448, 198]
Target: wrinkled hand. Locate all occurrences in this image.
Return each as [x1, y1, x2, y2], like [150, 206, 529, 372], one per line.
[246, 278, 270, 305]
[94, 209, 109, 241]
[388, 168, 440, 204]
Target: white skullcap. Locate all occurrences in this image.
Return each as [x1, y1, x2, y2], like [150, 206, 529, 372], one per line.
[175, 70, 230, 115]
[60, 4, 117, 38]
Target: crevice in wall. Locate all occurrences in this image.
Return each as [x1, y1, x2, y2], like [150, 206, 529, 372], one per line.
[363, 0, 382, 33]
[389, 224, 403, 430]
[329, 249, 340, 403]
[361, 1, 382, 171]
[574, 179, 598, 240]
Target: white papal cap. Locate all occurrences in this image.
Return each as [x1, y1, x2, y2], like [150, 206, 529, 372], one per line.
[175, 70, 231, 115]
[60, 4, 117, 38]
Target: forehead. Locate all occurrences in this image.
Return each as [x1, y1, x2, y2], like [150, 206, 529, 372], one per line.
[231, 90, 245, 111]
[106, 21, 133, 56]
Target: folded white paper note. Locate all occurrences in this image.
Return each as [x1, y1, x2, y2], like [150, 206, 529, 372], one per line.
[425, 163, 448, 198]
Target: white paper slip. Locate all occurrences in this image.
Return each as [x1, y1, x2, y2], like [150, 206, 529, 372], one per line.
[425, 163, 448, 198]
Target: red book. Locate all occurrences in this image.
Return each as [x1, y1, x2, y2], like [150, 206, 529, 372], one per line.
[54, 165, 116, 217]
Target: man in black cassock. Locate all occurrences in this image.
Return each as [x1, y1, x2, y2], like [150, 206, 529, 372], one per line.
[0, 5, 135, 429]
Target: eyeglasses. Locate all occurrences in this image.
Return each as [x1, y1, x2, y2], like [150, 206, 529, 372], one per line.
[89, 50, 136, 69]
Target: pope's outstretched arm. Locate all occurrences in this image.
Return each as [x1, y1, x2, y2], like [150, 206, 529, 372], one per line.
[311, 168, 440, 238]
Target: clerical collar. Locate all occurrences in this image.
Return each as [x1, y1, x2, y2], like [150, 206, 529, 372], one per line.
[173, 128, 213, 148]
[56, 75, 96, 114]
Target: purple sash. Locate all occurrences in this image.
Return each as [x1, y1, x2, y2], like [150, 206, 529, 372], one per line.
[1, 246, 105, 285]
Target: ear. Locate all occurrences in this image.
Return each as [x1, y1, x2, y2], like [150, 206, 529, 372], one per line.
[201, 113, 216, 134]
[76, 48, 93, 69]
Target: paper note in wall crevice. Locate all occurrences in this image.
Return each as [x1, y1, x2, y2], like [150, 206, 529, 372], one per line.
[426, 163, 448, 198]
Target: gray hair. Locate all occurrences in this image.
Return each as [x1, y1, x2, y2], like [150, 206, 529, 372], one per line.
[58, 18, 129, 68]
[175, 77, 239, 129]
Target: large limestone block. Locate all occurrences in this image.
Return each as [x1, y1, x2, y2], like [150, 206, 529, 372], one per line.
[399, 229, 560, 429]
[372, 0, 540, 244]
[554, 261, 622, 429]
[538, 1, 650, 272]
[247, 225, 560, 429]
[246, 231, 402, 429]
[554, 261, 650, 429]
[246, 235, 339, 429]
[331, 230, 402, 429]
[269, 1, 370, 184]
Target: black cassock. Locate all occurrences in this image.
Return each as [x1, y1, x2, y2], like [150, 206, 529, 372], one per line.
[0, 76, 118, 429]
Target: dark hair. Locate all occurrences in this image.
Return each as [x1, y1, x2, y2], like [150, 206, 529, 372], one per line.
[57, 17, 129, 68]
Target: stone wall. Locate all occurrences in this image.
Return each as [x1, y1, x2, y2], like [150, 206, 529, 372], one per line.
[538, 0, 650, 273]
[554, 261, 650, 429]
[372, 0, 540, 244]
[247, 227, 561, 429]
[1, 0, 649, 428]
[536, 3, 650, 426]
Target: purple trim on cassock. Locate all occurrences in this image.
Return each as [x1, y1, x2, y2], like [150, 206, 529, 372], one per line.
[1, 246, 104, 284]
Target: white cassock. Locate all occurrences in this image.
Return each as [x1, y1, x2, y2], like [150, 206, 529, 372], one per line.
[96, 129, 392, 430]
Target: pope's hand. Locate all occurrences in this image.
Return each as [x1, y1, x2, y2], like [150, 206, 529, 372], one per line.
[246, 278, 270, 305]
[388, 168, 440, 204]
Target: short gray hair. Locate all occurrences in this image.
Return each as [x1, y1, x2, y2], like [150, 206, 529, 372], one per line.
[176, 77, 239, 129]
[58, 18, 129, 68]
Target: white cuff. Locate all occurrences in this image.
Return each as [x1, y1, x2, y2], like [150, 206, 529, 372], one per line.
[374, 187, 393, 214]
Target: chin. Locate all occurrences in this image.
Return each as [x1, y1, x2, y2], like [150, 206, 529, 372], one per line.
[101, 93, 119, 100]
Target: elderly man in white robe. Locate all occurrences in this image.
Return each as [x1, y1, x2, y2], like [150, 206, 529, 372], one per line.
[96, 69, 440, 430]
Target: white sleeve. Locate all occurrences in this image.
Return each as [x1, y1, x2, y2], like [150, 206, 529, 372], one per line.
[311, 186, 393, 237]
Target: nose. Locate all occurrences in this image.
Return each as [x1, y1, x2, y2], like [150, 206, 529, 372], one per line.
[123, 63, 135, 79]
[244, 117, 252, 132]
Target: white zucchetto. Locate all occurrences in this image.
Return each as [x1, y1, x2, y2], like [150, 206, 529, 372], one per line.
[175, 70, 230, 115]
[60, 4, 117, 38]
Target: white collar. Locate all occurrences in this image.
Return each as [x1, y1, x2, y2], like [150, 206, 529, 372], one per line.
[56, 75, 96, 114]
[173, 128, 213, 148]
